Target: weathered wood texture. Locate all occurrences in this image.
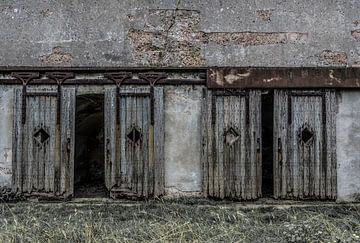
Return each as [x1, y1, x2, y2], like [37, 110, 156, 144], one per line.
[202, 90, 262, 200]
[274, 90, 337, 199]
[104, 86, 164, 198]
[12, 86, 75, 198]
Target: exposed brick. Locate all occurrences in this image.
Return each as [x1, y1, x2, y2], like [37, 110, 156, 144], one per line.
[127, 8, 308, 66]
[40, 47, 73, 65]
[197, 32, 308, 46]
[351, 29, 360, 40]
[127, 9, 204, 66]
[320, 50, 347, 65]
[256, 9, 272, 21]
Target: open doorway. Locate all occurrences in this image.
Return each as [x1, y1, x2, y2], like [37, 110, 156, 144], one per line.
[261, 91, 274, 197]
[74, 94, 107, 198]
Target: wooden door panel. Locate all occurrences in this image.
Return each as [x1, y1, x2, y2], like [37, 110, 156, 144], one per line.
[119, 88, 151, 196]
[12, 86, 75, 198]
[104, 86, 164, 198]
[202, 90, 262, 200]
[274, 90, 337, 199]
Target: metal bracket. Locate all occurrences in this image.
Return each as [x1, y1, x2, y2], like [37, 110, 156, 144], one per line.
[46, 72, 74, 124]
[105, 72, 132, 124]
[11, 72, 40, 124]
[105, 72, 132, 88]
[139, 72, 167, 125]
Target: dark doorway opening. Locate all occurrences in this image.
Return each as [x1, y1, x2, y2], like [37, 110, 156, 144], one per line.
[261, 91, 274, 197]
[74, 94, 107, 198]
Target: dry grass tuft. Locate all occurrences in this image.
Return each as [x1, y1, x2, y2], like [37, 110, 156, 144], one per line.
[0, 199, 359, 242]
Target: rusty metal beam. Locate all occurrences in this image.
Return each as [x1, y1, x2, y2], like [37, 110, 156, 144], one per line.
[208, 67, 360, 89]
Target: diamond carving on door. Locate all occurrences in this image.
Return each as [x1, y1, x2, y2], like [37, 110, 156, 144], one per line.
[33, 126, 50, 146]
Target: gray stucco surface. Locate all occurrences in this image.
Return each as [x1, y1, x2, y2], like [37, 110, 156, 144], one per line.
[336, 91, 360, 202]
[0, 0, 358, 67]
[164, 86, 203, 194]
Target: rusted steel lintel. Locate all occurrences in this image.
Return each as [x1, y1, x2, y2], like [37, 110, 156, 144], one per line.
[0, 79, 205, 85]
[208, 68, 360, 89]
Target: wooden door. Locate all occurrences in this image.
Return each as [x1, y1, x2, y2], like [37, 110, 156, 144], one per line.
[202, 90, 262, 200]
[12, 86, 76, 198]
[274, 90, 337, 199]
[104, 86, 164, 198]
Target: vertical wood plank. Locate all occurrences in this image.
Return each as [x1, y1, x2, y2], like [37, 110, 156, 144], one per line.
[207, 91, 214, 197]
[200, 88, 208, 197]
[215, 96, 222, 198]
[154, 86, 165, 196]
[12, 88, 23, 192]
[60, 87, 76, 197]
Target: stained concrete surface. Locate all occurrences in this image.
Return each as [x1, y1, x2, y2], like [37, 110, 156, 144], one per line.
[336, 91, 360, 202]
[0, 0, 358, 67]
[164, 86, 203, 194]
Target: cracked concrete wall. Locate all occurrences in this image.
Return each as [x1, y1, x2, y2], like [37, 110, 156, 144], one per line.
[0, 0, 359, 67]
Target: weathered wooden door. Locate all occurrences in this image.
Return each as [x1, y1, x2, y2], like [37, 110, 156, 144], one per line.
[104, 86, 164, 198]
[274, 90, 337, 199]
[202, 90, 262, 200]
[12, 86, 76, 198]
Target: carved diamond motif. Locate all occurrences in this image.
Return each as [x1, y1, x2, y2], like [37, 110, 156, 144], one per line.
[34, 127, 50, 145]
[224, 127, 240, 146]
[127, 126, 142, 144]
[299, 125, 314, 145]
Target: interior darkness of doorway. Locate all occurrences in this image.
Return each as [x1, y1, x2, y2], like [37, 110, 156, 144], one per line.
[74, 94, 107, 198]
[261, 91, 274, 197]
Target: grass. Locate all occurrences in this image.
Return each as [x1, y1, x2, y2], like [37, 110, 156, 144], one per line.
[0, 199, 360, 242]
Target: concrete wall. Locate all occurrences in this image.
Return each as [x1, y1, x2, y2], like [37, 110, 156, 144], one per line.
[0, 0, 359, 67]
[164, 86, 203, 195]
[337, 91, 360, 202]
